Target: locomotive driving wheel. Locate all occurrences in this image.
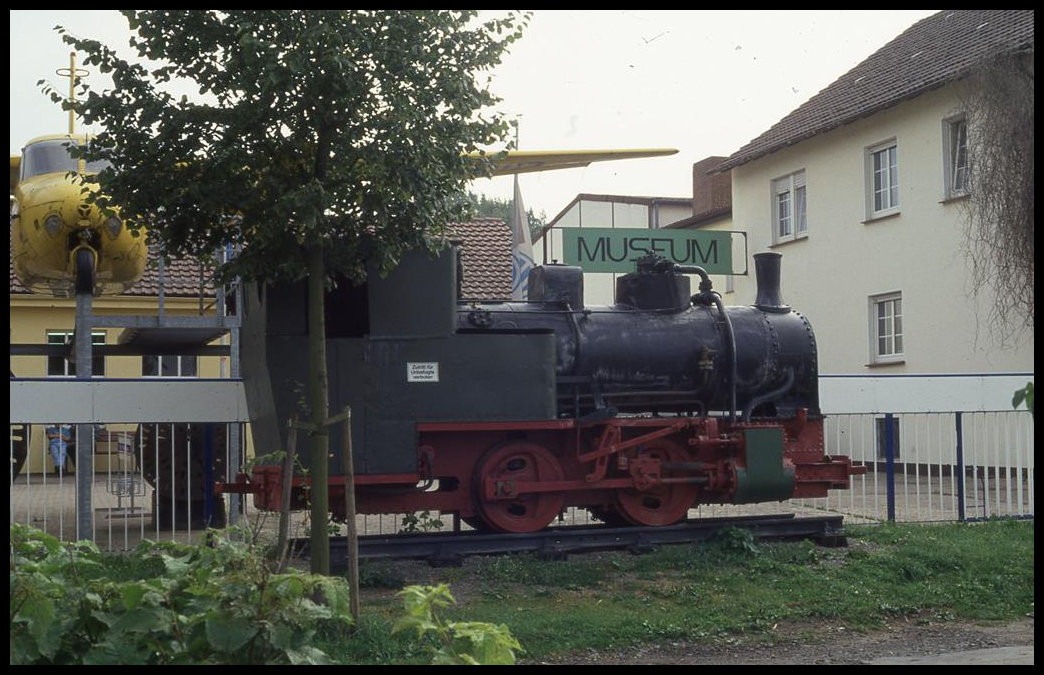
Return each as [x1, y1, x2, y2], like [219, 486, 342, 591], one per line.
[473, 441, 565, 533]
[614, 438, 698, 527]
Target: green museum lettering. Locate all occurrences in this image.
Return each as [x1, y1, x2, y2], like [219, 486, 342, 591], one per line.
[564, 227, 737, 274]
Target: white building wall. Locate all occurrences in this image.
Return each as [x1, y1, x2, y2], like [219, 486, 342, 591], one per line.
[728, 85, 1033, 377]
[611, 201, 649, 228]
[653, 202, 692, 228]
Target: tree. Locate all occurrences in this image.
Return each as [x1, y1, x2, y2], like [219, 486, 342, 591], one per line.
[1012, 382, 1033, 417]
[468, 192, 546, 241]
[958, 51, 1034, 339]
[55, 10, 527, 574]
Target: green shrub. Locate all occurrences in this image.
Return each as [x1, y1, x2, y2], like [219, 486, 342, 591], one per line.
[392, 584, 522, 665]
[9, 523, 352, 665]
[1012, 382, 1034, 416]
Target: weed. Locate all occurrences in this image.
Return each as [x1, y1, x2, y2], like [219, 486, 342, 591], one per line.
[357, 561, 408, 589]
[393, 584, 522, 664]
[713, 525, 761, 555]
[399, 510, 445, 534]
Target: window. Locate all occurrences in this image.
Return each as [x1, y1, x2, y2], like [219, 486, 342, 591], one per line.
[142, 355, 198, 378]
[772, 171, 807, 243]
[20, 139, 110, 180]
[943, 116, 969, 199]
[875, 416, 901, 460]
[47, 331, 106, 376]
[869, 292, 903, 364]
[867, 141, 899, 217]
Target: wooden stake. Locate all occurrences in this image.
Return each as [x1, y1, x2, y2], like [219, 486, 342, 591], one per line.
[340, 406, 360, 628]
[276, 416, 297, 573]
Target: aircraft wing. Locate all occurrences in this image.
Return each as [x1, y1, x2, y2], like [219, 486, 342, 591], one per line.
[10, 155, 20, 195]
[471, 148, 678, 177]
[7, 148, 680, 189]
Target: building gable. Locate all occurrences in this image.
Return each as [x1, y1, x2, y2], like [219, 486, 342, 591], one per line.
[717, 10, 1034, 172]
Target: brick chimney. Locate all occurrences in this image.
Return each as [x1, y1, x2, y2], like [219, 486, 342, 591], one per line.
[692, 156, 732, 219]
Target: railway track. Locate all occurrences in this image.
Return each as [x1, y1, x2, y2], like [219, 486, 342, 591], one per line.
[293, 513, 849, 570]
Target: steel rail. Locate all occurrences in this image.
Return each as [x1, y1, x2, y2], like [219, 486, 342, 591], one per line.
[293, 514, 848, 570]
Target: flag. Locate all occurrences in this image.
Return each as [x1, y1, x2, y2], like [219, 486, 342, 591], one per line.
[509, 174, 534, 300]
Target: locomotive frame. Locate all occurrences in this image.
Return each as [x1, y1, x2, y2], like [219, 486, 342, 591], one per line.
[221, 244, 864, 533]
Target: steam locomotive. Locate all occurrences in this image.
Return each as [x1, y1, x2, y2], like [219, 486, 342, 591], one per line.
[226, 244, 863, 533]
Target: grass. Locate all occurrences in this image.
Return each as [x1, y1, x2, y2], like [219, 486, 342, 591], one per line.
[316, 518, 1034, 664]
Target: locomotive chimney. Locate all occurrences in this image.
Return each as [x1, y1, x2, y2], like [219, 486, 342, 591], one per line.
[754, 252, 791, 313]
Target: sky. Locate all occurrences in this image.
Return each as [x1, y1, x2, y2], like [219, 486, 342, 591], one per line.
[10, 10, 939, 221]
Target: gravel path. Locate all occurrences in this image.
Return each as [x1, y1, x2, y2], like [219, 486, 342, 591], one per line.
[524, 616, 1034, 665]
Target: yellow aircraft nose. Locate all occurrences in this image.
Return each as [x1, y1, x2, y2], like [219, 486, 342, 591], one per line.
[17, 173, 114, 236]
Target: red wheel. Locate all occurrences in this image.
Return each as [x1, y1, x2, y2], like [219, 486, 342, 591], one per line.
[614, 438, 698, 526]
[474, 441, 564, 533]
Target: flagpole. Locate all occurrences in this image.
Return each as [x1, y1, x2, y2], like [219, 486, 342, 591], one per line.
[509, 117, 534, 301]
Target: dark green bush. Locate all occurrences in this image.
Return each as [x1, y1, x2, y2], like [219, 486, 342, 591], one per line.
[10, 523, 352, 665]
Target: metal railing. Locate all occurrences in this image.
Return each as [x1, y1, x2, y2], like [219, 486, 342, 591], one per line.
[9, 409, 1034, 552]
[791, 410, 1034, 523]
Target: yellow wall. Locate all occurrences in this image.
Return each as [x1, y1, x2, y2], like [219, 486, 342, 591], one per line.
[10, 293, 243, 474]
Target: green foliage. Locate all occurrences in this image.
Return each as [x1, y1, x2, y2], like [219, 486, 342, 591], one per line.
[1012, 381, 1033, 416]
[467, 192, 547, 241]
[357, 561, 408, 589]
[399, 510, 446, 534]
[53, 9, 530, 286]
[50, 9, 529, 576]
[392, 584, 522, 665]
[711, 525, 761, 555]
[9, 523, 352, 665]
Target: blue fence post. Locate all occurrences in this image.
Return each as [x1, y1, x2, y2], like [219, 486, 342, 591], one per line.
[885, 413, 896, 522]
[955, 411, 965, 522]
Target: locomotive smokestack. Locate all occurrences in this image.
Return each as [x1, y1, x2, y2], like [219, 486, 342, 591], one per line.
[754, 252, 791, 313]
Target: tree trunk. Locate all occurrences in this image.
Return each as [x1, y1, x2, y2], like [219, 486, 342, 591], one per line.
[306, 243, 331, 575]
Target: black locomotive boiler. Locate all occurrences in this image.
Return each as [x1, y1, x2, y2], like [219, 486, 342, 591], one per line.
[227, 244, 863, 533]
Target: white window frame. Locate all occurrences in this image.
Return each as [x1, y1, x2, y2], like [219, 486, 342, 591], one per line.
[142, 354, 199, 378]
[943, 116, 970, 200]
[866, 140, 900, 219]
[771, 170, 807, 244]
[868, 292, 904, 365]
[46, 330, 106, 377]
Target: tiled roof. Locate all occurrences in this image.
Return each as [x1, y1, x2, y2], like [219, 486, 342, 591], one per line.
[716, 10, 1035, 172]
[12, 219, 515, 301]
[447, 217, 513, 300]
[131, 246, 218, 297]
[9, 238, 217, 298]
[9, 247, 29, 295]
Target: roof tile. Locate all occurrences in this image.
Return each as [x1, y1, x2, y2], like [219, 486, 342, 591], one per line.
[448, 218, 513, 300]
[717, 10, 1035, 172]
[12, 219, 514, 301]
